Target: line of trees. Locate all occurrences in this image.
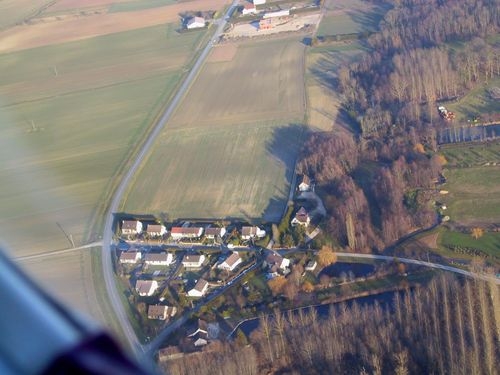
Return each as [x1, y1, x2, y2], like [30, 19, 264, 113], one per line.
[161, 275, 499, 374]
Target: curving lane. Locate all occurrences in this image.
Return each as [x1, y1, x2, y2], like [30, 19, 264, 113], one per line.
[100, 0, 240, 357]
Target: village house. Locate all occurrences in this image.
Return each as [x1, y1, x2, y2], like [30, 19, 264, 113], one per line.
[263, 9, 290, 19]
[121, 220, 143, 235]
[217, 252, 242, 272]
[187, 16, 205, 29]
[144, 252, 173, 266]
[305, 260, 317, 272]
[182, 254, 206, 268]
[291, 206, 311, 227]
[204, 226, 226, 240]
[241, 226, 266, 240]
[265, 252, 290, 271]
[135, 280, 159, 297]
[253, 0, 266, 5]
[188, 320, 220, 347]
[119, 251, 141, 264]
[187, 278, 209, 297]
[147, 305, 177, 320]
[242, 2, 257, 15]
[146, 224, 167, 237]
[298, 175, 311, 192]
[171, 227, 204, 240]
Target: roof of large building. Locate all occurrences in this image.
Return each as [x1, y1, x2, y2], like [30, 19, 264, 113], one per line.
[135, 280, 157, 295]
[146, 224, 164, 233]
[171, 227, 202, 234]
[193, 279, 208, 292]
[241, 226, 257, 236]
[144, 253, 169, 262]
[183, 254, 204, 264]
[223, 252, 241, 267]
[205, 227, 224, 236]
[120, 251, 140, 261]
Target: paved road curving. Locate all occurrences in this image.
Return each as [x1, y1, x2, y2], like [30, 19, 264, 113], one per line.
[100, 0, 241, 358]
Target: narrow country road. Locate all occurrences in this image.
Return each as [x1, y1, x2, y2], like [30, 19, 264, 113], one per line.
[335, 252, 499, 284]
[100, 0, 240, 358]
[14, 241, 103, 261]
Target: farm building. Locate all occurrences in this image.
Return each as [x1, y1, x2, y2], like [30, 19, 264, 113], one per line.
[147, 305, 177, 320]
[144, 252, 173, 266]
[187, 16, 206, 29]
[135, 280, 159, 297]
[171, 226, 204, 240]
[253, 0, 266, 4]
[242, 3, 257, 15]
[119, 251, 141, 264]
[205, 226, 226, 239]
[263, 9, 290, 19]
[291, 207, 311, 227]
[146, 224, 167, 237]
[182, 254, 206, 268]
[241, 226, 266, 240]
[188, 279, 209, 297]
[217, 252, 242, 271]
[121, 220, 143, 235]
[298, 175, 311, 192]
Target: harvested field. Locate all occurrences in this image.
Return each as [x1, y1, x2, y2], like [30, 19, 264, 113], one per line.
[0, 24, 205, 256]
[124, 124, 305, 222]
[0, 0, 52, 30]
[17, 250, 105, 323]
[207, 43, 238, 63]
[306, 42, 365, 131]
[318, 0, 390, 36]
[170, 38, 306, 129]
[0, 0, 229, 53]
[48, 0, 134, 12]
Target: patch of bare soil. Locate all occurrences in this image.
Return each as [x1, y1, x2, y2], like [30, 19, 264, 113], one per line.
[207, 43, 238, 63]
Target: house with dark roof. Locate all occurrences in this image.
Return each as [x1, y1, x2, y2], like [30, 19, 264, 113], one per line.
[146, 224, 167, 237]
[187, 279, 209, 297]
[135, 280, 159, 297]
[291, 207, 311, 227]
[241, 226, 266, 240]
[182, 254, 205, 268]
[147, 305, 177, 320]
[264, 252, 290, 271]
[217, 252, 242, 271]
[121, 220, 143, 235]
[144, 252, 173, 266]
[205, 227, 226, 239]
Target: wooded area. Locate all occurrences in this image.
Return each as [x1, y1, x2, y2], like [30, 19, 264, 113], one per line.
[162, 276, 499, 374]
[298, 0, 500, 251]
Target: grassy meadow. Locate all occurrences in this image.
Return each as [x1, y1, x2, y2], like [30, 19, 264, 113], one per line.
[124, 38, 306, 222]
[0, 23, 207, 257]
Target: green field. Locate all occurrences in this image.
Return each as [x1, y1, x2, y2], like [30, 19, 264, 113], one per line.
[0, 24, 206, 256]
[124, 123, 304, 222]
[124, 37, 306, 222]
[439, 229, 500, 259]
[441, 166, 500, 225]
[440, 142, 500, 167]
[445, 77, 500, 122]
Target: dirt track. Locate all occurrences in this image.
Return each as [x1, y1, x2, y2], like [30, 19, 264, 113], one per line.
[0, 0, 230, 53]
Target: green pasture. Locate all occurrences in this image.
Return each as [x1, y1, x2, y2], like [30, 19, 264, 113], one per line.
[441, 166, 500, 225]
[439, 229, 500, 259]
[445, 77, 500, 123]
[440, 142, 500, 167]
[123, 123, 304, 222]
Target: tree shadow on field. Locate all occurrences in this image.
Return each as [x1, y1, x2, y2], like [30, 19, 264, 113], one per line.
[346, 3, 392, 34]
[260, 124, 308, 223]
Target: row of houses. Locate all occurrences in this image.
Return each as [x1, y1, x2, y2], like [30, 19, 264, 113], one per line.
[120, 220, 266, 241]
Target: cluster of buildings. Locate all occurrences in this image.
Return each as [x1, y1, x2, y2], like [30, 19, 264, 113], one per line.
[119, 219, 266, 243]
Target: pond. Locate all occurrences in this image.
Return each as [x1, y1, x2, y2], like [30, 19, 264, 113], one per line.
[319, 262, 375, 278]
